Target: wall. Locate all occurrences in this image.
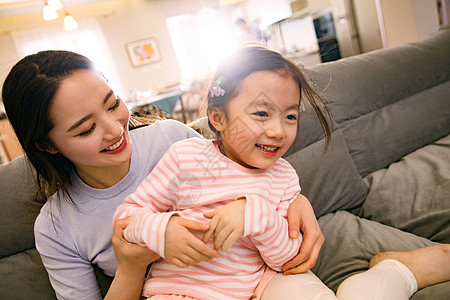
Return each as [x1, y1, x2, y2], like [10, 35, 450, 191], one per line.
[0, 0, 220, 100]
[376, 0, 439, 48]
[351, 0, 383, 52]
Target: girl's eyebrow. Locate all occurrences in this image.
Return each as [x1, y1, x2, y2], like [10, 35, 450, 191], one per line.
[287, 104, 300, 110]
[66, 90, 114, 133]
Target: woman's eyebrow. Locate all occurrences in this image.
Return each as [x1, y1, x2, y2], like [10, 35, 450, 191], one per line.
[66, 90, 114, 133]
[103, 90, 114, 104]
[67, 114, 93, 133]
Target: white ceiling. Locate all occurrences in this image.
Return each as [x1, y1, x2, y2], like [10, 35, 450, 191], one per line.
[0, 0, 112, 17]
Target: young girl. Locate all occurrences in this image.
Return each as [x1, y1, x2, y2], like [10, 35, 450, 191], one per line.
[113, 46, 335, 299]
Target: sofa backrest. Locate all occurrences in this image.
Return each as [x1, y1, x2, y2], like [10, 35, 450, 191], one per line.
[285, 25, 450, 217]
[0, 155, 57, 299]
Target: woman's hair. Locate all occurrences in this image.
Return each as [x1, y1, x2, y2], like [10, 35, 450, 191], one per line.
[206, 46, 332, 149]
[2, 50, 97, 201]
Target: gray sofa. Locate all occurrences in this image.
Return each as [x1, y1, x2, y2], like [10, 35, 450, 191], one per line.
[1, 25, 449, 299]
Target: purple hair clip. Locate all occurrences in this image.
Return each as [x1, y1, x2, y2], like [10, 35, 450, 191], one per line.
[210, 79, 225, 98]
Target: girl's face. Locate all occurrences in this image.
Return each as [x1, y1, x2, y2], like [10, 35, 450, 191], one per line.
[46, 69, 131, 175]
[211, 71, 299, 169]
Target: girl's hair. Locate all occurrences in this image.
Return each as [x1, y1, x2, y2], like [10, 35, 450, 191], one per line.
[2, 50, 98, 201]
[206, 46, 332, 149]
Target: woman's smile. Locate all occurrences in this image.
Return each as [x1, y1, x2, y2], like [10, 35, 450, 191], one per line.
[102, 132, 127, 153]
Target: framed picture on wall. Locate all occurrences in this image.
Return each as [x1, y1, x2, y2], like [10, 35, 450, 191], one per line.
[125, 38, 162, 67]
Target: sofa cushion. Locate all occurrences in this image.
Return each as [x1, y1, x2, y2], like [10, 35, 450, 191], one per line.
[285, 129, 367, 217]
[0, 155, 44, 258]
[0, 248, 56, 299]
[359, 134, 450, 243]
[342, 81, 450, 177]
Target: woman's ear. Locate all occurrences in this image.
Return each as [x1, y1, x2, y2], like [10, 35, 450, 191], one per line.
[208, 108, 225, 132]
[36, 142, 58, 154]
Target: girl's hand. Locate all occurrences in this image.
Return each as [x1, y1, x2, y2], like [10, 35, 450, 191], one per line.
[201, 198, 246, 252]
[165, 216, 220, 268]
[112, 217, 159, 273]
[282, 194, 324, 274]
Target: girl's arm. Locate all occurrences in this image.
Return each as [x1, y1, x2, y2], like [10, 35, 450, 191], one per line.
[243, 194, 302, 271]
[113, 145, 218, 266]
[202, 195, 302, 272]
[106, 217, 217, 299]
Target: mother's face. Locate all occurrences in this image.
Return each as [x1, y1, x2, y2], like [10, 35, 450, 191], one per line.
[45, 69, 132, 172]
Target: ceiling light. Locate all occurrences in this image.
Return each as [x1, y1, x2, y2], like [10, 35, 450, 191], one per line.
[64, 13, 79, 30]
[43, 2, 59, 21]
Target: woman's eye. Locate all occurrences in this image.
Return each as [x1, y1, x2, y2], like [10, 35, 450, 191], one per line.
[108, 98, 120, 111]
[78, 124, 96, 136]
[254, 111, 269, 118]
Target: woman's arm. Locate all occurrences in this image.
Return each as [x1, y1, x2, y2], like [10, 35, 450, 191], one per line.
[282, 194, 324, 274]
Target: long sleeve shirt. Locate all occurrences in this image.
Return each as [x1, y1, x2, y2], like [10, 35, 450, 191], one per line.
[114, 138, 302, 300]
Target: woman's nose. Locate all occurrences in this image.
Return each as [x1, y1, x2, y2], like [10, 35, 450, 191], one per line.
[103, 117, 123, 140]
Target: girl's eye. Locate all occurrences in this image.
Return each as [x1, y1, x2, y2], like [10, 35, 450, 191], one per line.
[286, 114, 298, 121]
[254, 111, 269, 118]
[78, 124, 96, 136]
[108, 98, 120, 111]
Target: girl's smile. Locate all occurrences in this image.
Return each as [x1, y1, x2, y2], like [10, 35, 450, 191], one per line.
[256, 144, 280, 156]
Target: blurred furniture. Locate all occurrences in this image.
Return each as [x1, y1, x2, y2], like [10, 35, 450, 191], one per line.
[0, 117, 24, 163]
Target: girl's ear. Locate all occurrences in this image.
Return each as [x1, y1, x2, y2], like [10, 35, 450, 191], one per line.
[208, 108, 226, 132]
[36, 142, 58, 154]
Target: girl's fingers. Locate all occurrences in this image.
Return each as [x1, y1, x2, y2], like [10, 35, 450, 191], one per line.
[213, 225, 233, 251]
[171, 257, 189, 268]
[171, 244, 218, 267]
[201, 217, 218, 243]
[203, 210, 218, 219]
[179, 217, 209, 232]
[221, 230, 242, 253]
[186, 231, 220, 259]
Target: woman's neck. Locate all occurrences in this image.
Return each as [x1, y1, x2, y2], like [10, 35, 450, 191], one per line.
[74, 160, 131, 189]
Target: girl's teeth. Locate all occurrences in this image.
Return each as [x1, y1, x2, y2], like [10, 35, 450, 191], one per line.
[257, 144, 277, 152]
[105, 135, 124, 151]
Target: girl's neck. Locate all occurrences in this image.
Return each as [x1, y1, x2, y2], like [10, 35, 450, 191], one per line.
[74, 160, 130, 189]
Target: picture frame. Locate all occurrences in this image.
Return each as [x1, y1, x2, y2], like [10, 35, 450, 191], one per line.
[125, 38, 162, 67]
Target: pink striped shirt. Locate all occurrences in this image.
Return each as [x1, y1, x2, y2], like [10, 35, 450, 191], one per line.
[114, 138, 302, 300]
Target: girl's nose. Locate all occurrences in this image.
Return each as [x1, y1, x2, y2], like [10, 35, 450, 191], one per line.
[265, 119, 285, 139]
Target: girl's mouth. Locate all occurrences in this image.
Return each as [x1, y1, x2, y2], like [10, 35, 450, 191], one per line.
[256, 144, 279, 152]
[101, 134, 126, 153]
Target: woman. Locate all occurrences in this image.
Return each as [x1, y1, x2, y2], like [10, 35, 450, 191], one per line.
[1, 50, 323, 299]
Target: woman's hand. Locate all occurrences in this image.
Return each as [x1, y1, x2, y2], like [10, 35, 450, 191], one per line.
[112, 217, 159, 273]
[165, 216, 220, 268]
[201, 198, 246, 252]
[282, 194, 324, 275]
[106, 218, 160, 300]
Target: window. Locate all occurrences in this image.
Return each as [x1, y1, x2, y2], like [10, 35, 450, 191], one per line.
[11, 18, 124, 96]
[166, 8, 237, 82]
